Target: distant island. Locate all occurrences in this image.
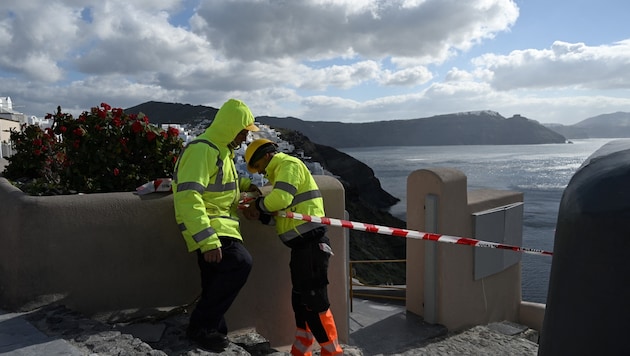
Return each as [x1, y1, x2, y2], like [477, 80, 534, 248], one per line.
[126, 101, 630, 148]
[543, 112, 630, 139]
[125, 102, 568, 148]
[255, 112, 567, 148]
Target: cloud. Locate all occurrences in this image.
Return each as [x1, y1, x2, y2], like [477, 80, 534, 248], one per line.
[193, 0, 518, 63]
[474, 40, 630, 90]
[75, 3, 213, 76]
[0, 0, 518, 109]
[379, 66, 433, 86]
[0, 1, 82, 82]
[1, 0, 629, 126]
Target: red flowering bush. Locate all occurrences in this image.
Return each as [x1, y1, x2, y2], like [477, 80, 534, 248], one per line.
[2, 103, 183, 195]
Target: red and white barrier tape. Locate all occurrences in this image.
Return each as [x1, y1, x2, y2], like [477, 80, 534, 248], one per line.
[277, 211, 553, 257]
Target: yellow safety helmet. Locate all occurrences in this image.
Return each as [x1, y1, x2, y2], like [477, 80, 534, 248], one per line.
[245, 138, 276, 173]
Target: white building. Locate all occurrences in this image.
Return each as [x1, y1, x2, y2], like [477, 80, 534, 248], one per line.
[161, 123, 196, 145]
[0, 97, 28, 124]
[0, 97, 26, 158]
[27, 116, 52, 130]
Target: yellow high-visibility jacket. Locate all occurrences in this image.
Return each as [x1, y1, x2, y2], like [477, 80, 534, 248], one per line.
[172, 99, 254, 253]
[257, 152, 325, 243]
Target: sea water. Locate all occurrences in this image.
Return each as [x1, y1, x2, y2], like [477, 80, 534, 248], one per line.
[340, 138, 616, 303]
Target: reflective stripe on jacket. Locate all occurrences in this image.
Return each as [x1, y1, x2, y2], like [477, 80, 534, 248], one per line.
[172, 99, 254, 253]
[258, 152, 324, 243]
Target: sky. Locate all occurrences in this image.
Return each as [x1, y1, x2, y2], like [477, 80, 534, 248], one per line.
[1, 0, 629, 125]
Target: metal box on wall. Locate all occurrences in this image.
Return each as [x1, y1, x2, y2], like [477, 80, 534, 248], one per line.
[472, 202, 523, 280]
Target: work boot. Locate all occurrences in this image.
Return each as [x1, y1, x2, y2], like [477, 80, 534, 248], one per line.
[186, 326, 230, 352]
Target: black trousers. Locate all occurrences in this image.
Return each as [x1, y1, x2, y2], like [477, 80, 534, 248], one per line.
[289, 228, 332, 342]
[190, 237, 252, 334]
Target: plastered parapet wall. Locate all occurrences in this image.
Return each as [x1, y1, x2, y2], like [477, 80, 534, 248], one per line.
[0, 175, 348, 348]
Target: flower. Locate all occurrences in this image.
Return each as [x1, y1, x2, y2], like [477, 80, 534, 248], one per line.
[168, 127, 179, 137]
[2, 103, 183, 195]
[131, 121, 144, 134]
[146, 131, 157, 142]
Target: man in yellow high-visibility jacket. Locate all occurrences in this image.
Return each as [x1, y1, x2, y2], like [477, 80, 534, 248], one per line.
[243, 138, 343, 356]
[172, 98, 260, 352]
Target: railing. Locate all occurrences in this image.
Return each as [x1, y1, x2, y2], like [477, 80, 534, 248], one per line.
[349, 259, 406, 312]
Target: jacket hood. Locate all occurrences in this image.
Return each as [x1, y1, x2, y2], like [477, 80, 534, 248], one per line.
[203, 99, 258, 147]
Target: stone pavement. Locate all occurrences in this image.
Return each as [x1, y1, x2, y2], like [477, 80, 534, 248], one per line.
[0, 309, 83, 355]
[348, 297, 538, 355]
[1, 299, 539, 355]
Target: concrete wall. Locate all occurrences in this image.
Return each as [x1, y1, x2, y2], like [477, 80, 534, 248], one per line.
[0, 175, 348, 348]
[519, 301, 545, 333]
[0, 118, 19, 144]
[406, 168, 532, 331]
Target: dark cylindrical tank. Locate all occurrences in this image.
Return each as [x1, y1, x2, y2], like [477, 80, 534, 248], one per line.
[539, 140, 630, 355]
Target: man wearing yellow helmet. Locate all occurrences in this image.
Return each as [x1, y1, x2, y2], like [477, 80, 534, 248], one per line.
[172, 99, 260, 352]
[243, 139, 343, 356]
